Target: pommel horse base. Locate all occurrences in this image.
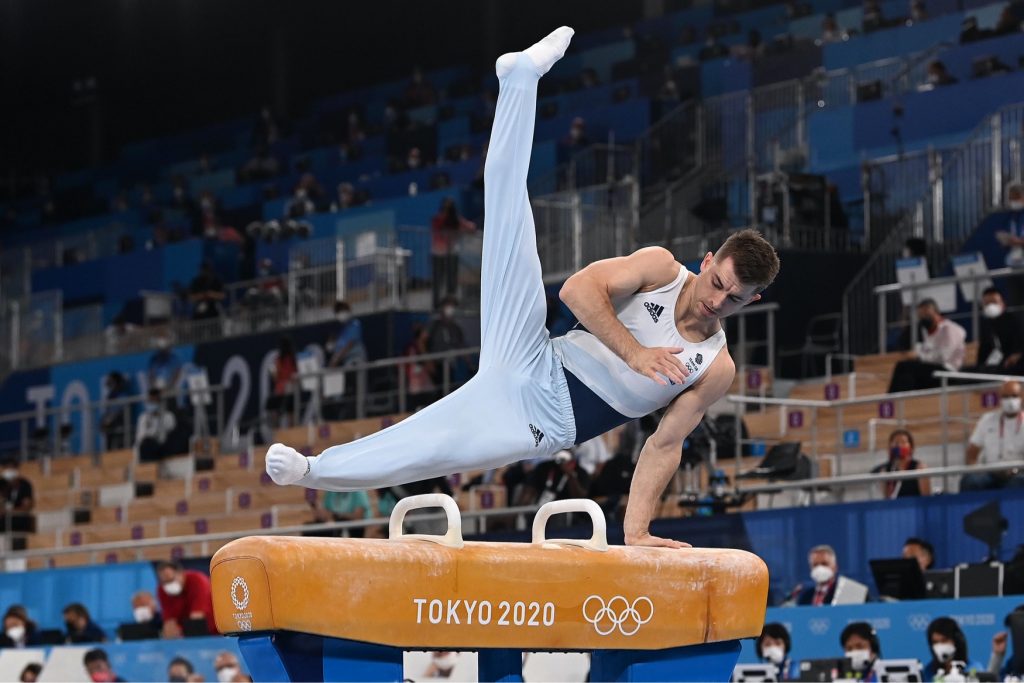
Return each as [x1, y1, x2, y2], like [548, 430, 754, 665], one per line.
[211, 495, 768, 682]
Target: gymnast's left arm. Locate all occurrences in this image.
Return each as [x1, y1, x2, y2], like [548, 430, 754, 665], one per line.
[623, 352, 736, 548]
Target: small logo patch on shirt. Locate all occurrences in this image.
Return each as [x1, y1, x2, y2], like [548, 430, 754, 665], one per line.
[644, 302, 664, 323]
[695, 353, 703, 366]
[529, 423, 545, 447]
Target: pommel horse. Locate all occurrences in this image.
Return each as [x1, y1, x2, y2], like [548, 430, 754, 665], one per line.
[210, 495, 768, 682]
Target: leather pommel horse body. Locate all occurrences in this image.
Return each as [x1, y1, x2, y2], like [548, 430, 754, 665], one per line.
[211, 495, 769, 682]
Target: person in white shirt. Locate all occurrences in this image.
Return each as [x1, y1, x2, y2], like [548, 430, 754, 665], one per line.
[961, 380, 1024, 491]
[135, 388, 176, 463]
[888, 299, 966, 392]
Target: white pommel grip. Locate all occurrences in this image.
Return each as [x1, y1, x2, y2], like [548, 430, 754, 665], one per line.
[531, 498, 609, 551]
[388, 493, 465, 548]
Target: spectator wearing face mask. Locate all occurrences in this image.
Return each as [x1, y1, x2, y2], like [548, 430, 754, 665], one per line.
[794, 545, 845, 606]
[63, 603, 105, 644]
[83, 649, 125, 683]
[424, 651, 459, 678]
[888, 299, 966, 392]
[996, 182, 1024, 305]
[961, 380, 1024, 490]
[841, 622, 882, 681]
[0, 458, 34, 531]
[967, 287, 1024, 374]
[903, 537, 936, 572]
[148, 337, 183, 391]
[328, 301, 367, 368]
[213, 651, 248, 682]
[156, 561, 216, 638]
[0, 607, 40, 648]
[755, 623, 799, 680]
[923, 617, 984, 681]
[119, 590, 162, 638]
[427, 297, 467, 388]
[430, 198, 476, 307]
[870, 429, 930, 499]
[135, 388, 177, 463]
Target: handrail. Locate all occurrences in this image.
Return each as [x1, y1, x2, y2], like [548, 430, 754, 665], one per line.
[873, 266, 1019, 294]
[935, 370, 1024, 383]
[1, 504, 548, 562]
[727, 379, 1000, 410]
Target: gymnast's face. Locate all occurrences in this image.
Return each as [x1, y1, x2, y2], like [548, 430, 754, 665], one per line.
[694, 253, 762, 320]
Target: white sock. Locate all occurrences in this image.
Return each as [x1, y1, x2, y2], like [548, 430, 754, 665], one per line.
[496, 26, 575, 78]
[265, 443, 311, 486]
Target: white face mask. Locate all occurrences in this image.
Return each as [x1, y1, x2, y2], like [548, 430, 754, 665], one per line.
[2, 469, 17, 481]
[163, 580, 183, 596]
[846, 649, 872, 671]
[1010, 199, 1024, 211]
[442, 306, 455, 318]
[983, 302, 1004, 319]
[932, 642, 956, 662]
[133, 606, 153, 623]
[6, 625, 25, 642]
[337, 313, 351, 324]
[1003, 397, 1022, 415]
[216, 666, 239, 683]
[762, 645, 785, 664]
[810, 564, 835, 584]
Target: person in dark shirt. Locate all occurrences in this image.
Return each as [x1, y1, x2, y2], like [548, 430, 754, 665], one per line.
[63, 603, 105, 644]
[188, 261, 225, 321]
[0, 458, 34, 534]
[969, 287, 1024, 374]
[83, 649, 126, 682]
[870, 428, 930, 498]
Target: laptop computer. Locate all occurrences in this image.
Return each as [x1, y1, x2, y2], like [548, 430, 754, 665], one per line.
[732, 664, 779, 682]
[182, 617, 210, 638]
[870, 558, 927, 601]
[117, 622, 160, 641]
[799, 658, 851, 682]
[955, 562, 1003, 598]
[832, 576, 869, 605]
[873, 658, 923, 682]
[924, 569, 954, 599]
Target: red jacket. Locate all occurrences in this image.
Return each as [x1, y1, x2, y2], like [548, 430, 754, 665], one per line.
[157, 569, 216, 634]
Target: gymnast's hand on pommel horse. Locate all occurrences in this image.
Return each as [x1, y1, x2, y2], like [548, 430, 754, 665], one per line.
[263, 25, 780, 549]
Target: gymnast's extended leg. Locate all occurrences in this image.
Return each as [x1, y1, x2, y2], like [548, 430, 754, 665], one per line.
[265, 28, 575, 491]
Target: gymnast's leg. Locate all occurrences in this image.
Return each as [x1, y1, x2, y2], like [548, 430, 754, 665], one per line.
[266, 28, 575, 490]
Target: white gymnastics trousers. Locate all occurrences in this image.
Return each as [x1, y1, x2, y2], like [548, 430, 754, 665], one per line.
[305, 54, 578, 492]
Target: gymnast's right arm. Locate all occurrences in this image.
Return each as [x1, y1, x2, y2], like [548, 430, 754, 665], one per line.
[559, 247, 689, 386]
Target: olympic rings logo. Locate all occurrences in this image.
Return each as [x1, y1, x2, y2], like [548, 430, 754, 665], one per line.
[231, 577, 250, 611]
[582, 595, 654, 636]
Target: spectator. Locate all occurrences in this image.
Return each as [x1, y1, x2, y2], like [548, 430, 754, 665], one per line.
[156, 560, 216, 637]
[330, 182, 358, 212]
[310, 490, 372, 537]
[0, 607, 39, 647]
[243, 258, 285, 314]
[128, 589, 163, 632]
[969, 287, 1024, 374]
[239, 144, 279, 182]
[0, 458, 34, 522]
[841, 622, 882, 679]
[135, 388, 177, 463]
[148, 337, 183, 391]
[189, 261, 225, 321]
[961, 380, 1024, 490]
[404, 67, 437, 108]
[266, 337, 299, 432]
[902, 236, 928, 260]
[19, 663, 41, 682]
[575, 435, 613, 479]
[924, 617, 984, 681]
[698, 35, 729, 60]
[214, 651, 247, 682]
[99, 372, 131, 449]
[427, 297, 466, 388]
[756, 622, 799, 680]
[909, 0, 927, 23]
[990, 604, 1024, 678]
[888, 299, 966, 392]
[996, 182, 1024, 304]
[430, 197, 476, 306]
[903, 537, 935, 571]
[328, 301, 367, 368]
[960, 15, 989, 43]
[63, 603, 105, 644]
[795, 545, 844, 606]
[83, 649, 125, 682]
[563, 117, 590, 149]
[170, 177, 194, 213]
[820, 14, 843, 43]
[994, 5, 1022, 36]
[424, 651, 460, 678]
[515, 450, 591, 507]
[285, 186, 315, 219]
[404, 324, 437, 411]
[922, 60, 957, 89]
[871, 428, 931, 498]
[168, 656, 197, 682]
[863, 0, 885, 31]
[104, 316, 139, 354]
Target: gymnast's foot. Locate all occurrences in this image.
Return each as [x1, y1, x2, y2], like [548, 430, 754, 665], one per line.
[265, 443, 311, 486]
[495, 26, 575, 79]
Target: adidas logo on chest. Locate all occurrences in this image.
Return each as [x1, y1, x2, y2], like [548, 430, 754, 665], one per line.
[644, 301, 665, 323]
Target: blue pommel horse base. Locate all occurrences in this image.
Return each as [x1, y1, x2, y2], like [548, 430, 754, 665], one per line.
[209, 495, 769, 681]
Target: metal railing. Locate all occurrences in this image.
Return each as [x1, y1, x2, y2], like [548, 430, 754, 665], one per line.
[529, 141, 639, 196]
[873, 265, 1024, 352]
[843, 102, 1024, 355]
[0, 383, 228, 460]
[726, 378, 1003, 500]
